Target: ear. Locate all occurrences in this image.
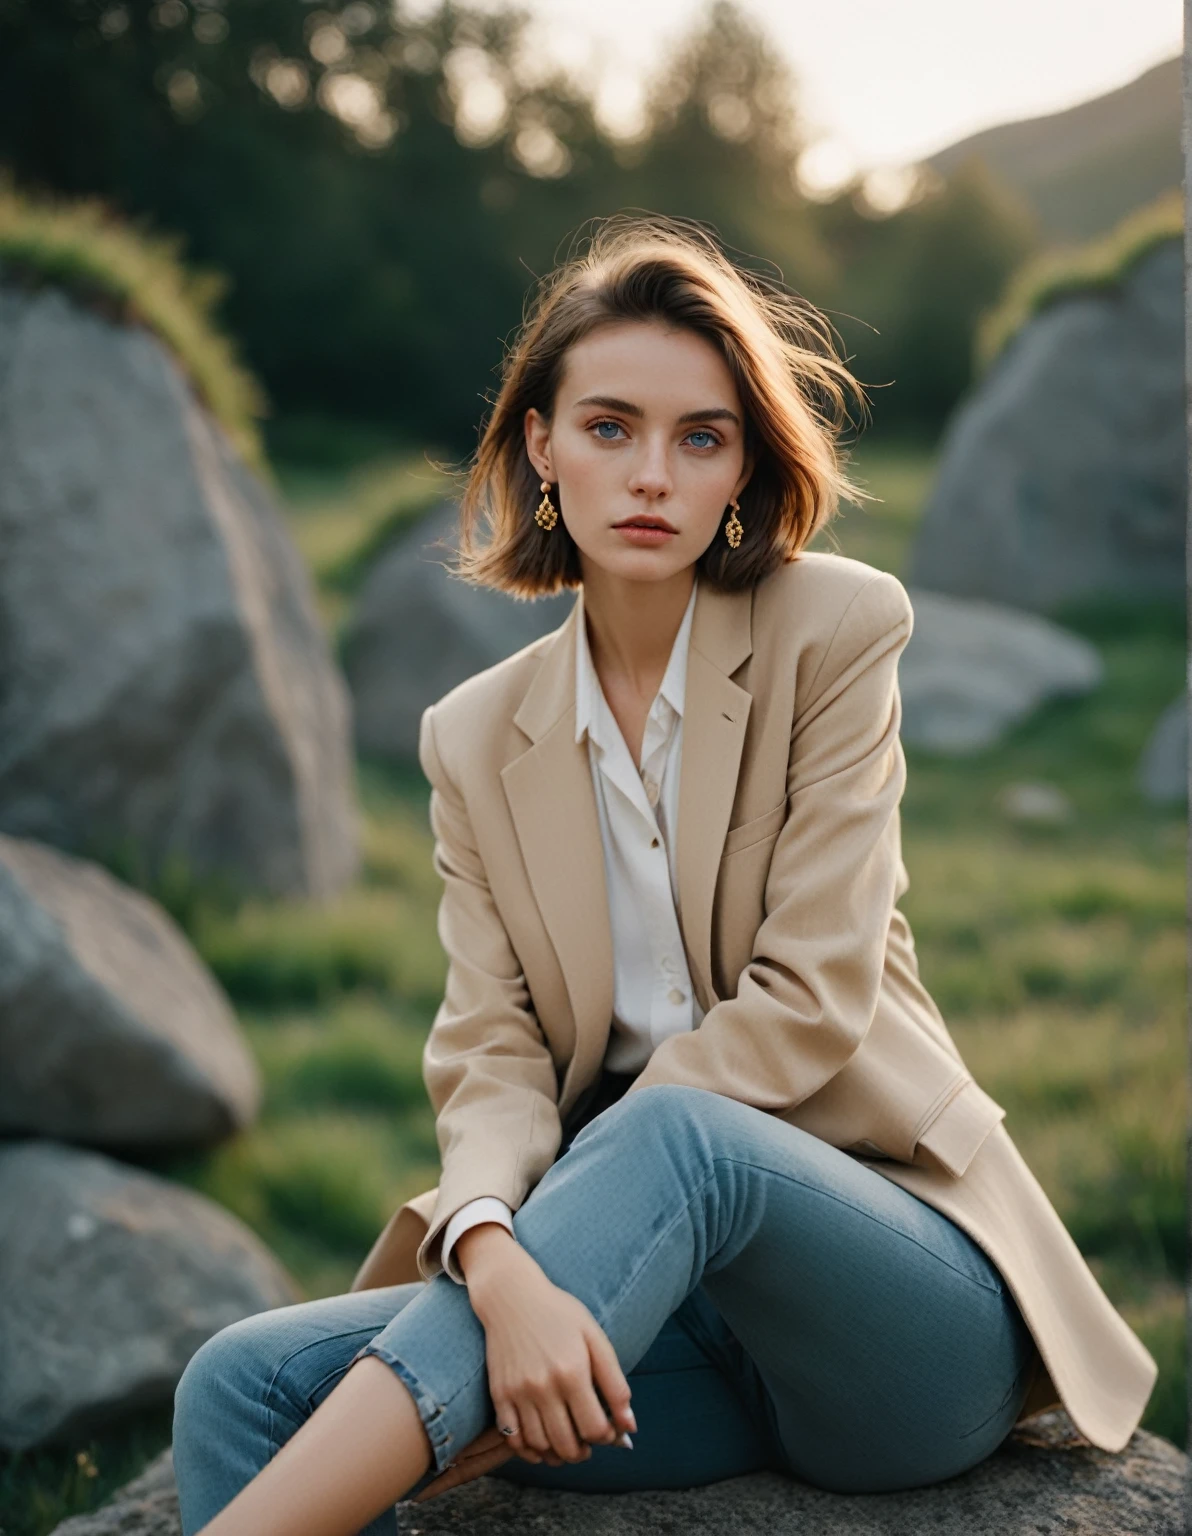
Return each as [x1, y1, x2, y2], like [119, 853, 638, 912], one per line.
[732, 449, 756, 502]
[523, 407, 553, 483]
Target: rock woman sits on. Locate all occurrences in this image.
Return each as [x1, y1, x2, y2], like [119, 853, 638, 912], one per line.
[171, 213, 1156, 1536]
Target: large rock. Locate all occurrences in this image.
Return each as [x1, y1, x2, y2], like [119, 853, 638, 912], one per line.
[0, 832, 259, 1148]
[906, 239, 1184, 613]
[0, 1140, 299, 1453]
[342, 499, 574, 761]
[0, 278, 358, 898]
[48, 1412, 1188, 1534]
[899, 588, 1103, 754]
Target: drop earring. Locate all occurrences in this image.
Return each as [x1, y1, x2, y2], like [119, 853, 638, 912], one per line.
[535, 479, 558, 531]
[724, 497, 743, 548]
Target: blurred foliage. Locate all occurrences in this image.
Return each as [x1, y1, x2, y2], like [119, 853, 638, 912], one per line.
[189, 782, 446, 1007]
[0, 172, 268, 469]
[814, 156, 1039, 430]
[0, 0, 1042, 446]
[278, 444, 453, 634]
[974, 185, 1184, 373]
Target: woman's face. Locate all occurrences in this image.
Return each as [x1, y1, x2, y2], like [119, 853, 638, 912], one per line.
[524, 319, 753, 585]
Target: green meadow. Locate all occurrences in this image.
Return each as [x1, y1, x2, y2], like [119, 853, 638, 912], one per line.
[3, 436, 1185, 1535]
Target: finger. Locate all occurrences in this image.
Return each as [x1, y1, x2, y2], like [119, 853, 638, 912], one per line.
[586, 1323, 637, 1434]
[456, 1425, 508, 1459]
[492, 1398, 538, 1463]
[517, 1399, 560, 1464]
[536, 1381, 588, 1463]
[565, 1355, 621, 1447]
[411, 1443, 513, 1502]
[438, 1426, 506, 1475]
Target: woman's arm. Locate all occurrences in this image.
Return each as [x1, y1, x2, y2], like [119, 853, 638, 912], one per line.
[441, 1196, 516, 1281]
[414, 702, 563, 1278]
[629, 569, 914, 1109]
[414, 706, 562, 1284]
[415, 706, 635, 1477]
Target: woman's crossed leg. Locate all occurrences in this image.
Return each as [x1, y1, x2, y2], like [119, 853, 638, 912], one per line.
[172, 1084, 1037, 1533]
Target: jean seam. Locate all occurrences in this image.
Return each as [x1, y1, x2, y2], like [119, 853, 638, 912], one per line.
[588, 1145, 1001, 1355]
[586, 1167, 718, 1333]
[265, 1325, 389, 1456]
[709, 1155, 1004, 1296]
[956, 1348, 1035, 1440]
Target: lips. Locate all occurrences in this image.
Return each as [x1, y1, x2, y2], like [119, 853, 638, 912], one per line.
[614, 517, 677, 532]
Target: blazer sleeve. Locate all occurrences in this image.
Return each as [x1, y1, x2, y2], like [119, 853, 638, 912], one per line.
[627, 569, 914, 1111]
[414, 703, 563, 1280]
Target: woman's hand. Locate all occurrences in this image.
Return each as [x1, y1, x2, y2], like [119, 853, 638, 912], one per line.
[409, 1424, 516, 1503]
[456, 1224, 637, 1469]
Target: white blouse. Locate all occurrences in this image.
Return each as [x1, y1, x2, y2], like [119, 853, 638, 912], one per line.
[439, 580, 705, 1282]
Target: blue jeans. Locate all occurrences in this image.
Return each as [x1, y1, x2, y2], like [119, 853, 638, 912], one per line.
[172, 1084, 1038, 1534]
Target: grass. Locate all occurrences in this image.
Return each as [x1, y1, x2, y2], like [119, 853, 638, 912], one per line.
[273, 441, 455, 636]
[0, 175, 268, 475]
[3, 428, 1185, 1534]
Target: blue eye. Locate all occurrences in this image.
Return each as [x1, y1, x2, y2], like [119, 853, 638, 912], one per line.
[687, 429, 719, 449]
[594, 420, 623, 439]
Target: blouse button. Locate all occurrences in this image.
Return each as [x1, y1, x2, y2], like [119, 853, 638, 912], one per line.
[642, 776, 660, 806]
[667, 987, 685, 1005]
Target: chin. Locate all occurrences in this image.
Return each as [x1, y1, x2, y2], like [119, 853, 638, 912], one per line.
[591, 552, 695, 584]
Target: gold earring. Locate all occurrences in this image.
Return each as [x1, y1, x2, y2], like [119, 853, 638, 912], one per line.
[725, 497, 743, 548]
[535, 479, 558, 531]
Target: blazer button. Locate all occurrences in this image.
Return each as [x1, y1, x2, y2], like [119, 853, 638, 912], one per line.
[667, 987, 685, 1005]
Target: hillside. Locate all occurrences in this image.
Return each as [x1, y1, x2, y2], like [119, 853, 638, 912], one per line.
[925, 56, 1181, 244]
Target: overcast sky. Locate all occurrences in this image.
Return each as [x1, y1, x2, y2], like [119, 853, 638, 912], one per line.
[420, 0, 1182, 197]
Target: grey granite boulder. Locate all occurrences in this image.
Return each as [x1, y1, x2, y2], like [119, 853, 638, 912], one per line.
[47, 1412, 1188, 1534]
[899, 588, 1103, 754]
[0, 1140, 299, 1453]
[0, 279, 358, 898]
[342, 499, 574, 761]
[907, 239, 1184, 613]
[0, 832, 259, 1148]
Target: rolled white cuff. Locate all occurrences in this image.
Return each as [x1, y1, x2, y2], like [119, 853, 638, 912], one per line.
[440, 1196, 516, 1284]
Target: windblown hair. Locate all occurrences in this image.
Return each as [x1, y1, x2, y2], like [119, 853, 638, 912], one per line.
[446, 213, 872, 597]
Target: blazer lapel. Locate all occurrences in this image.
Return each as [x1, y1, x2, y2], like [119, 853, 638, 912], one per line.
[676, 581, 754, 1011]
[502, 592, 614, 1110]
[501, 578, 754, 1109]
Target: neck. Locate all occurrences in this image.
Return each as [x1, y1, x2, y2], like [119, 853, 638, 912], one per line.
[580, 564, 696, 700]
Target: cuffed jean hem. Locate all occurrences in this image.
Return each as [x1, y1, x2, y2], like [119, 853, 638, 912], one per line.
[347, 1337, 484, 1481]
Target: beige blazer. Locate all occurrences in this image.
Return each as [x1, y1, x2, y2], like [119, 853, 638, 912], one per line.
[350, 550, 1157, 1454]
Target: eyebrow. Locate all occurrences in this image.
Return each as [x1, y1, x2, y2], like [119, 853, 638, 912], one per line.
[573, 394, 741, 428]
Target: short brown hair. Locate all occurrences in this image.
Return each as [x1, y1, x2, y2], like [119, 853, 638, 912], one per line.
[446, 213, 871, 597]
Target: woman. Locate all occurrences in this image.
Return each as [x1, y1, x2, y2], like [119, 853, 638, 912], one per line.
[172, 216, 1156, 1536]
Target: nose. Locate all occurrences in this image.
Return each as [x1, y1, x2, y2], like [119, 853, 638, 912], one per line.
[626, 431, 673, 500]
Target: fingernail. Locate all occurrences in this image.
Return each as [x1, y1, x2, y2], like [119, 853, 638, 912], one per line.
[615, 1432, 633, 1449]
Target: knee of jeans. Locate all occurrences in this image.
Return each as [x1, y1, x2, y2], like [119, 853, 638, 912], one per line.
[173, 1332, 224, 1434]
[601, 1082, 719, 1146]
[173, 1316, 269, 1432]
